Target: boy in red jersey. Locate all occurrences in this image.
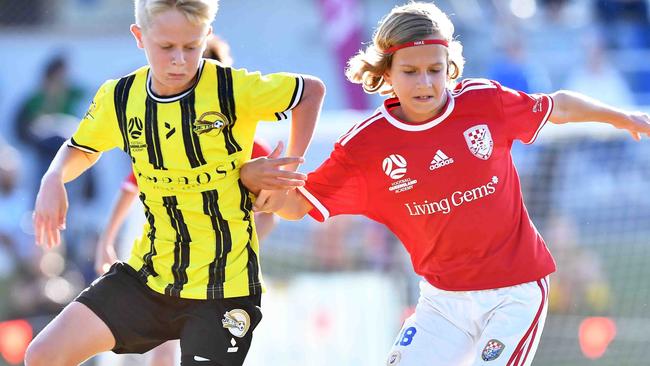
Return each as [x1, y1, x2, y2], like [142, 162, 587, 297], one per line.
[244, 2, 650, 365]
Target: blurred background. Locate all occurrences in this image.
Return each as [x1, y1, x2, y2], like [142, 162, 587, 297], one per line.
[1, 0, 650, 365]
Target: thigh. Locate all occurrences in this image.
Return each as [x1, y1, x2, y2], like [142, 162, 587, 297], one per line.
[180, 294, 262, 366]
[386, 299, 474, 366]
[29, 301, 115, 365]
[76, 262, 177, 354]
[473, 278, 550, 366]
[147, 340, 180, 366]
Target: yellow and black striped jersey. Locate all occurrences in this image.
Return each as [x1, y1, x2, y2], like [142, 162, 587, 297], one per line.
[69, 59, 304, 299]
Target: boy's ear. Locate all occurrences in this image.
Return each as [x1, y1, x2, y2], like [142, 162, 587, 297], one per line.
[130, 24, 145, 49]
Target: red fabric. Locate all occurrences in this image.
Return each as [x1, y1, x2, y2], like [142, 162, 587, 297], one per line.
[121, 171, 138, 192]
[384, 39, 449, 54]
[251, 140, 271, 159]
[301, 79, 556, 291]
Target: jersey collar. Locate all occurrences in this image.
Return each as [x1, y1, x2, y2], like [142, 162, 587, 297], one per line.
[146, 60, 205, 103]
[379, 89, 454, 131]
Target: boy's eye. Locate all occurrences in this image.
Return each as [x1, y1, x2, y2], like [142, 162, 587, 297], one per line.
[403, 70, 416, 74]
[161, 45, 173, 50]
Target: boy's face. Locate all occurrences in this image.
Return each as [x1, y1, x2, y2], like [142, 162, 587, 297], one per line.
[131, 9, 210, 96]
[384, 37, 449, 123]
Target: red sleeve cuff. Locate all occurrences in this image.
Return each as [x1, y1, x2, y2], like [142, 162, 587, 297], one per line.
[297, 187, 328, 222]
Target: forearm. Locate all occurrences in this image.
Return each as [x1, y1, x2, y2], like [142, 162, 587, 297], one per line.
[254, 212, 277, 241]
[42, 143, 101, 184]
[285, 76, 326, 170]
[549, 90, 628, 127]
[274, 189, 313, 220]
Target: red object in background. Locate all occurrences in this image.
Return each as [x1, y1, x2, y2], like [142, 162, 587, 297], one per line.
[578, 316, 617, 360]
[0, 319, 33, 365]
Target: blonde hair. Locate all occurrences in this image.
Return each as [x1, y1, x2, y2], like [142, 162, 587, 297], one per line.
[346, 1, 465, 95]
[134, 0, 218, 30]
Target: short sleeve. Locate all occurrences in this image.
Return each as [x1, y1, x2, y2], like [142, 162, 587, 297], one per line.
[298, 144, 366, 222]
[496, 82, 554, 144]
[234, 68, 304, 122]
[68, 81, 123, 153]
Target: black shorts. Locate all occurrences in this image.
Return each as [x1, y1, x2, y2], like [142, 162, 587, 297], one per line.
[75, 262, 262, 366]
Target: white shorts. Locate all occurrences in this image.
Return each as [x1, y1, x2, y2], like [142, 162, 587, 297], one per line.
[386, 277, 549, 366]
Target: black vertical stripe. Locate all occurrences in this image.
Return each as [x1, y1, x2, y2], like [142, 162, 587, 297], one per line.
[137, 192, 159, 281]
[145, 96, 166, 170]
[286, 76, 300, 110]
[216, 65, 242, 155]
[237, 180, 261, 295]
[114, 75, 136, 154]
[181, 92, 207, 168]
[163, 196, 191, 297]
[202, 190, 233, 299]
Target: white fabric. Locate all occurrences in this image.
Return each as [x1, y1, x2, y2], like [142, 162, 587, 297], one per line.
[386, 277, 549, 366]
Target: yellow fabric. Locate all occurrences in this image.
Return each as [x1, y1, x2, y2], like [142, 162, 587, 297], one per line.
[70, 59, 302, 299]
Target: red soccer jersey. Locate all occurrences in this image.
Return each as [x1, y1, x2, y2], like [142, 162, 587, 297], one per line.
[299, 79, 557, 291]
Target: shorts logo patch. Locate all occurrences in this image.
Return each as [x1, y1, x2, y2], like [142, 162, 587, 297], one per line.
[222, 309, 251, 338]
[387, 350, 401, 365]
[481, 339, 505, 361]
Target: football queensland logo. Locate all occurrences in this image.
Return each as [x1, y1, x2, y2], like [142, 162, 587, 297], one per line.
[128, 117, 143, 139]
[222, 309, 251, 338]
[463, 124, 493, 160]
[194, 111, 230, 136]
[382, 154, 408, 179]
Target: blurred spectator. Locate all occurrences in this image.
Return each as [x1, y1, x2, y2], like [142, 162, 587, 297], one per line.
[487, 34, 551, 93]
[543, 213, 611, 314]
[12, 53, 89, 192]
[564, 33, 635, 107]
[594, 0, 650, 49]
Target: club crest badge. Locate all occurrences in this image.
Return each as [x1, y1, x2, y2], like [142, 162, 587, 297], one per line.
[463, 124, 493, 160]
[221, 309, 251, 338]
[194, 111, 230, 136]
[481, 339, 505, 361]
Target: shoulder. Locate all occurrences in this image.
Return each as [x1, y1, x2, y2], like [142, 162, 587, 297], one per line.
[451, 78, 500, 97]
[336, 109, 386, 148]
[96, 66, 147, 95]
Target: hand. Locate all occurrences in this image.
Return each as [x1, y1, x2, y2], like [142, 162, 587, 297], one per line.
[618, 112, 650, 141]
[95, 238, 119, 275]
[33, 173, 68, 248]
[253, 189, 290, 213]
[240, 141, 307, 194]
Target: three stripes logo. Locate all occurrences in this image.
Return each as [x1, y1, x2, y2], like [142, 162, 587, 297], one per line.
[429, 150, 454, 171]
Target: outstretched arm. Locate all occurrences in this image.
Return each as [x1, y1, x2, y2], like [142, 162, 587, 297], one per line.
[33, 143, 101, 248]
[549, 90, 650, 140]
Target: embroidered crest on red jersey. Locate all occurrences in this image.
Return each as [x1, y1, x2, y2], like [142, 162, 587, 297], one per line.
[481, 339, 506, 361]
[463, 124, 494, 160]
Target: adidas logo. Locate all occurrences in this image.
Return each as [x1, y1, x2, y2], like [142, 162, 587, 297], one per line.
[429, 150, 454, 171]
